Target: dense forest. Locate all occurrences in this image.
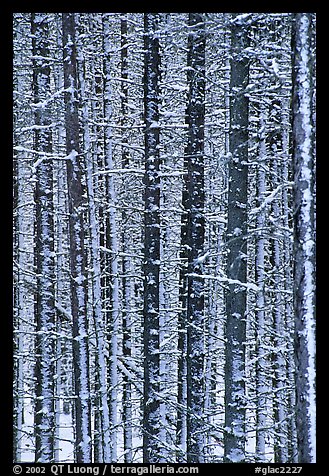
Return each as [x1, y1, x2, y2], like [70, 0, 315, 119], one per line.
[13, 12, 316, 464]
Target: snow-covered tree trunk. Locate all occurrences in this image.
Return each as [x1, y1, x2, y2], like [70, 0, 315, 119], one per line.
[185, 13, 206, 464]
[142, 13, 161, 463]
[14, 143, 35, 462]
[120, 15, 134, 463]
[255, 107, 267, 461]
[62, 13, 92, 463]
[53, 17, 67, 459]
[224, 14, 250, 463]
[177, 50, 189, 457]
[268, 109, 289, 463]
[177, 211, 188, 460]
[77, 27, 111, 462]
[291, 12, 316, 464]
[102, 14, 120, 461]
[13, 14, 35, 462]
[31, 13, 56, 463]
[159, 228, 169, 462]
[281, 96, 298, 462]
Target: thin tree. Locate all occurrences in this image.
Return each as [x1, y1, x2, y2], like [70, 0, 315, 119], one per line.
[176, 14, 189, 461]
[268, 105, 289, 463]
[62, 13, 92, 463]
[120, 14, 133, 463]
[224, 14, 250, 463]
[142, 12, 161, 463]
[291, 12, 316, 464]
[254, 105, 268, 461]
[77, 17, 111, 462]
[13, 13, 35, 462]
[31, 12, 56, 463]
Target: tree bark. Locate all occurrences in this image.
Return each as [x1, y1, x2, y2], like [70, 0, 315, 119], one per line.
[143, 12, 161, 463]
[224, 14, 250, 463]
[78, 23, 111, 462]
[62, 13, 92, 463]
[102, 13, 120, 461]
[255, 107, 267, 461]
[120, 14, 134, 464]
[31, 12, 56, 463]
[185, 13, 206, 464]
[291, 12, 316, 464]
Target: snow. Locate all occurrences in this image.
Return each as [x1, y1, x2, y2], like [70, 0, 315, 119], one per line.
[227, 447, 245, 463]
[250, 182, 294, 217]
[64, 149, 79, 161]
[20, 396, 75, 463]
[193, 251, 210, 265]
[233, 227, 242, 236]
[188, 272, 259, 292]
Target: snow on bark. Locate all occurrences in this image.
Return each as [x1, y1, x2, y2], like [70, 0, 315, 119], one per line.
[292, 13, 316, 464]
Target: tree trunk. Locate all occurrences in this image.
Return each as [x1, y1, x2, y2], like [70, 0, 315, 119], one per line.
[177, 94, 189, 461]
[78, 24, 111, 462]
[224, 14, 250, 463]
[255, 107, 267, 461]
[185, 12, 206, 464]
[291, 12, 316, 464]
[62, 13, 92, 463]
[120, 15, 134, 463]
[281, 95, 298, 462]
[102, 14, 120, 462]
[268, 119, 289, 463]
[143, 12, 161, 463]
[31, 13, 56, 463]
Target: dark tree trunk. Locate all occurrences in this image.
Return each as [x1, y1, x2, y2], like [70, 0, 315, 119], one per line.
[62, 13, 92, 463]
[143, 12, 161, 463]
[185, 13, 206, 464]
[224, 14, 250, 463]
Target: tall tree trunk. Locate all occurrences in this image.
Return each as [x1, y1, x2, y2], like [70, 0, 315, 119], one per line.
[13, 15, 36, 461]
[224, 14, 250, 463]
[102, 14, 120, 461]
[31, 13, 56, 463]
[255, 106, 267, 461]
[185, 12, 206, 464]
[120, 14, 134, 463]
[78, 25, 111, 462]
[177, 82, 189, 461]
[62, 13, 92, 463]
[291, 12, 316, 464]
[143, 12, 161, 463]
[281, 94, 298, 462]
[269, 120, 289, 463]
